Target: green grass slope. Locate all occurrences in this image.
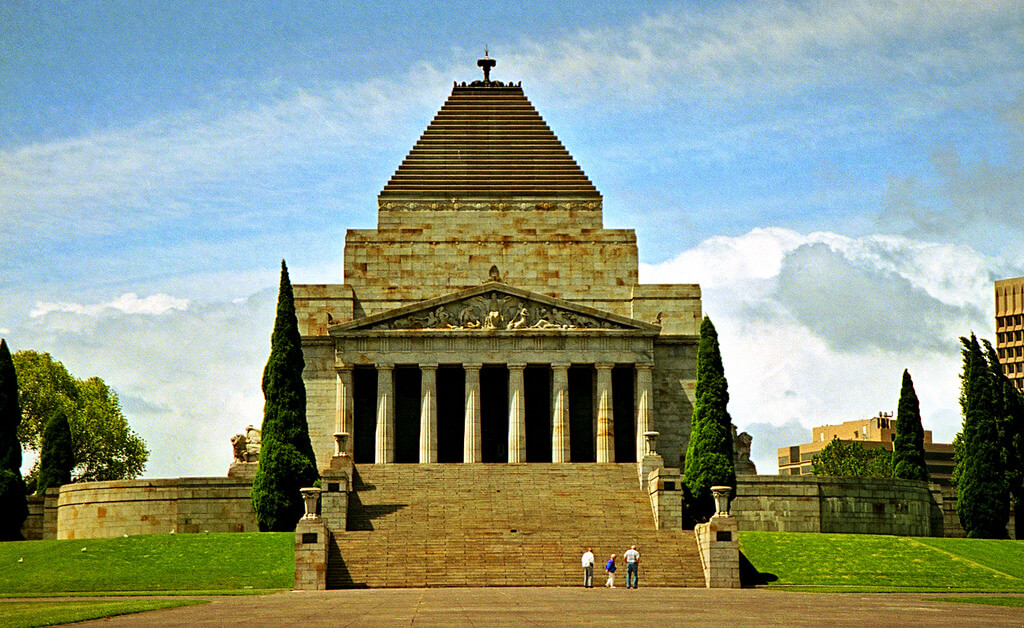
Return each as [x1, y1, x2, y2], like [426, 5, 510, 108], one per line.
[0, 532, 293, 594]
[739, 531, 1024, 592]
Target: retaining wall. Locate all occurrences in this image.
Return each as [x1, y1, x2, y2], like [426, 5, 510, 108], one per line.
[56, 477, 258, 540]
[733, 475, 940, 537]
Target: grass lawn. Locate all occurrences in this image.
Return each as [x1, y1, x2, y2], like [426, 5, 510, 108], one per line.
[739, 531, 1024, 592]
[932, 596, 1024, 607]
[0, 599, 206, 628]
[0, 532, 293, 594]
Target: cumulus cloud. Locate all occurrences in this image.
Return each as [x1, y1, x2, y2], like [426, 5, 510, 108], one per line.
[642, 227, 1010, 474]
[15, 290, 276, 478]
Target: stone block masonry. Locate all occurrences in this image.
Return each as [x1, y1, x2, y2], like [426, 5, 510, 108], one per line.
[56, 477, 257, 539]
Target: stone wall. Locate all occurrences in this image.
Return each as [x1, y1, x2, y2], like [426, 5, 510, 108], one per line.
[652, 339, 698, 469]
[302, 337, 337, 470]
[21, 494, 44, 540]
[732, 476, 939, 537]
[56, 477, 257, 540]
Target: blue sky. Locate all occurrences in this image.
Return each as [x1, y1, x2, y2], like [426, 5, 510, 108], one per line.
[2, 1, 1023, 477]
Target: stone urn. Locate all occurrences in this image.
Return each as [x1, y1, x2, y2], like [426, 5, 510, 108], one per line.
[643, 431, 659, 456]
[300, 487, 322, 520]
[710, 485, 732, 517]
[334, 431, 350, 457]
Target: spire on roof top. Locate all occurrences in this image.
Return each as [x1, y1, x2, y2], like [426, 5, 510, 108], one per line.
[477, 47, 496, 83]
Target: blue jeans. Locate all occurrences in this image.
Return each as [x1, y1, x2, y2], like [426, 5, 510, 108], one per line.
[626, 562, 638, 588]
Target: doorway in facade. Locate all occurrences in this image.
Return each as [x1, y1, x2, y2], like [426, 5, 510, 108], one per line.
[352, 366, 377, 463]
[480, 365, 508, 462]
[524, 365, 552, 462]
[436, 365, 465, 463]
[568, 365, 595, 462]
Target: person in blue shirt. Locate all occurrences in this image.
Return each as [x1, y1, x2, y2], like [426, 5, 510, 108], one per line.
[604, 554, 617, 588]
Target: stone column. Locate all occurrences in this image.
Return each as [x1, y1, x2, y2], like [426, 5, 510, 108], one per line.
[508, 363, 527, 463]
[596, 363, 615, 463]
[374, 363, 394, 464]
[551, 362, 571, 463]
[419, 363, 438, 463]
[335, 365, 354, 456]
[463, 363, 482, 463]
[635, 363, 653, 463]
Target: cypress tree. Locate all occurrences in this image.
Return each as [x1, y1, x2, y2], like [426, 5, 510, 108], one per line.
[683, 316, 736, 523]
[36, 405, 74, 494]
[893, 369, 929, 482]
[982, 340, 1024, 540]
[955, 333, 1009, 538]
[0, 339, 29, 541]
[251, 261, 319, 532]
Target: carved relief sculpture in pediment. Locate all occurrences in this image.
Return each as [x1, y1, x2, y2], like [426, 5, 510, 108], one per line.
[367, 291, 619, 331]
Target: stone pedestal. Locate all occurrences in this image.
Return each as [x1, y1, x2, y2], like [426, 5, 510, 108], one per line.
[321, 464, 352, 534]
[694, 486, 740, 588]
[295, 487, 328, 591]
[637, 431, 664, 490]
[647, 467, 682, 530]
[294, 517, 330, 591]
[227, 461, 258, 480]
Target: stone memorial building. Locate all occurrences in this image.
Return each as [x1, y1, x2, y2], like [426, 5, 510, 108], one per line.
[294, 58, 702, 471]
[288, 56, 717, 588]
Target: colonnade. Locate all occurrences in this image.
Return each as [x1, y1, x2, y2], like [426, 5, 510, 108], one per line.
[334, 362, 653, 464]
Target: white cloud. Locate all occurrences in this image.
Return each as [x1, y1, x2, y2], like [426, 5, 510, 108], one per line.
[30, 293, 189, 319]
[15, 291, 275, 478]
[643, 227, 1012, 474]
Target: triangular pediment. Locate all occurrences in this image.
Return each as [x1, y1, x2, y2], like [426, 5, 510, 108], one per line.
[330, 283, 658, 333]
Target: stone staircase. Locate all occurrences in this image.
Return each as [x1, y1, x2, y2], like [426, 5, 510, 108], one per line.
[327, 463, 704, 588]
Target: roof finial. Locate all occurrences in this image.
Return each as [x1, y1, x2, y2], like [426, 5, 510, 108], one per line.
[477, 47, 496, 83]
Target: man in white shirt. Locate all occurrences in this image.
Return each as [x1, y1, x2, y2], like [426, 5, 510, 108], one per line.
[581, 548, 595, 588]
[623, 545, 640, 589]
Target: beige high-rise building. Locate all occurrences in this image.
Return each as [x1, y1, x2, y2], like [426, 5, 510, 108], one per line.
[995, 277, 1024, 391]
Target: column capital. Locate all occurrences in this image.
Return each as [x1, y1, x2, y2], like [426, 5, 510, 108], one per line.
[419, 363, 439, 371]
[634, 362, 654, 372]
[595, 362, 615, 371]
[551, 362, 571, 370]
[507, 362, 527, 371]
[334, 364, 354, 373]
[463, 362, 483, 371]
[374, 362, 394, 371]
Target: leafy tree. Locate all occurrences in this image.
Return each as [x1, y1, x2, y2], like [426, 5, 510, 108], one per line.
[12, 351, 148, 484]
[0, 339, 29, 541]
[252, 261, 319, 532]
[811, 437, 893, 478]
[683, 316, 736, 523]
[982, 340, 1024, 540]
[892, 369, 929, 482]
[36, 405, 73, 494]
[954, 333, 1009, 538]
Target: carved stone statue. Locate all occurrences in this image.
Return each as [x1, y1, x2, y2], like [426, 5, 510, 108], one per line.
[228, 425, 262, 479]
[230, 425, 261, 464]
[732, 426, 757, 476]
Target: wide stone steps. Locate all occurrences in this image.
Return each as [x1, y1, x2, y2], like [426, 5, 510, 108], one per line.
[327, 464, 704, 588]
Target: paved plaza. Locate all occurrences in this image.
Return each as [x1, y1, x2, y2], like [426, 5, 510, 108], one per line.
[69, 587, 1023, 627]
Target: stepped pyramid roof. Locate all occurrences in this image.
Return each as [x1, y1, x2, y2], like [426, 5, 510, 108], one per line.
[379, 55, 600, 202]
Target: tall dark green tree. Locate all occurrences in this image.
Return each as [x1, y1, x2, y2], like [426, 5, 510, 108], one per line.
[36, 405, 74, 494]
[683, 316, 736, 523]
[982, 340, 1024, 540]
[893, 369, 929, 482]
[0, 339, 29, 541]
[955, 333, 1009, 538]
[251, 261, 319, 532]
